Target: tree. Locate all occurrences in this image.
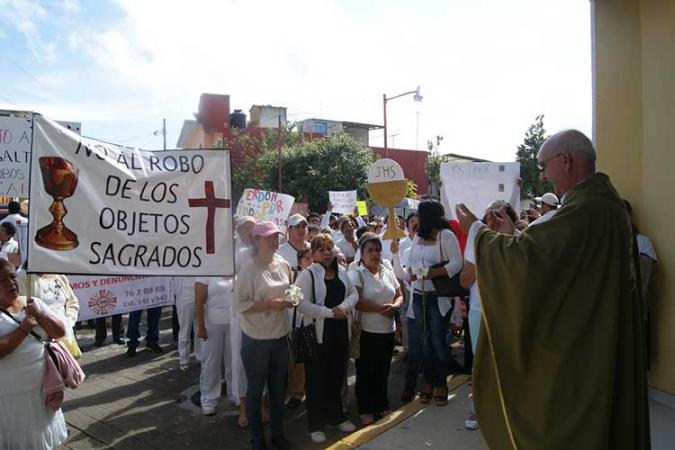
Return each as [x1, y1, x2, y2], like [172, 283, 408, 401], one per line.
[516, 115, 551, 200]
[424, 135, 446, 196]
[259, 133, 376, 212]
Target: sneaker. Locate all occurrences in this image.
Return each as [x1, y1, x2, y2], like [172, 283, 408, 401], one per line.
[270, 435, 291, 450]
[285, 397, 302, 410]
[179, 364, 189, 372]
[334, 420, 356, 433]
[464, 418, 479, 430]
[202, 405, 216, 416]
[147, 342, 164, 353]
[113, 338, 126, 345]
[309, 431, 326, 443]
[126, 347, 137, 357]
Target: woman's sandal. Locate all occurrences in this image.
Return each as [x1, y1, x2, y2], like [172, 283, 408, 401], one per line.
[237, 414, 248, 429]
[419, 386, 433, 404]
[433, 387, 449, 406]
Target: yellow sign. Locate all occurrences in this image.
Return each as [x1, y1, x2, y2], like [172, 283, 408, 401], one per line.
[356, 201, 368, 216]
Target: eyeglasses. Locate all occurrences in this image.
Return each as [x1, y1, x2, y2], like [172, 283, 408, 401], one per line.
[537, 153, 562, 171]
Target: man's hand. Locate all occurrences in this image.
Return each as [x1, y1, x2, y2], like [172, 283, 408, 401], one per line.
[455, 204, 478, 235]
[487, 207, 516, 235]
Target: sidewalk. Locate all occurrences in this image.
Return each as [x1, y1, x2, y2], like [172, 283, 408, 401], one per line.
[58, 313, 675, 449]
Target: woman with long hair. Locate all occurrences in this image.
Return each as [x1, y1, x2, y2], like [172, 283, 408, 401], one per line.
[404, 200, 463, 406]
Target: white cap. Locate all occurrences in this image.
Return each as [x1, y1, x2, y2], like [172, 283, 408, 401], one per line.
[535, 193, 559, 208]
[287, 213, 307, 227]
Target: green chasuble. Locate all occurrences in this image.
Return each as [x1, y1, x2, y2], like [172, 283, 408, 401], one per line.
[473, 173, 650, 450]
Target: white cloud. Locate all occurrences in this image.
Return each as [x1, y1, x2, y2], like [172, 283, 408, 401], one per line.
[3, 0, 592, 161]
[1, 0, 57, 63]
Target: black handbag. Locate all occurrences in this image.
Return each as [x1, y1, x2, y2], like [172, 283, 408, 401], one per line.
[430, 230, 470, 298]
[290, 271, 318, 363]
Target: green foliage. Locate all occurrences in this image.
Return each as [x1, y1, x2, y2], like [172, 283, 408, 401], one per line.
[266, 134, 375, 212]
[515, 115, 552, 200]
[406, 179, 418, 199]
[424, 135, 446, 187]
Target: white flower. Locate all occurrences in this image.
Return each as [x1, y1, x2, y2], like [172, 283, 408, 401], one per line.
[284, 284, 303, 306]
[412, 264, 428, 279]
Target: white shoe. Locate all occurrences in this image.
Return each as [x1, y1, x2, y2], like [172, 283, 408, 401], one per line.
[464, 418, 479, 430]
[335, 420, 357, 433]
[309, 431, 326, 443]
[179, 364, 189, 372]
[202, 405, 216, 416]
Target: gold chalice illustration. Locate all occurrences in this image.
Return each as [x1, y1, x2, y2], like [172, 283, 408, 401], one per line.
[35, 156, 80, 251]
[368, 179, 408, 241]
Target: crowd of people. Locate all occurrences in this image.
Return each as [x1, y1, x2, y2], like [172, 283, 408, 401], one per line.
[0, 129, 657, 450]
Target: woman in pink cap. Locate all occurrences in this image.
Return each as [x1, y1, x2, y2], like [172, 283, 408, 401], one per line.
[234, 221, 294, 450]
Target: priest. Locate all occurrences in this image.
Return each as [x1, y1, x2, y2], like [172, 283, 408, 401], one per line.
[456, 129, 650, 450]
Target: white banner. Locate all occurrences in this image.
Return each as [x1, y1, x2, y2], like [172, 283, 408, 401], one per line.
[0, 115, 32, 197]
[235, 188, 294, 230]
[27, 116, 234, 276]
[329, 190, 357, 214]
[440, 162, 521, 219]
[70, 275, 174, 321]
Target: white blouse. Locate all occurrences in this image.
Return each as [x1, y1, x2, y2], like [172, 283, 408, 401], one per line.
[349, 264, 400, 334]
[195, 277, 234, 325]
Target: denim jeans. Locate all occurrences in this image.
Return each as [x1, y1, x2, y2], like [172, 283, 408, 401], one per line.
[126, 307, 162, 349]
[406, 294, 451, 388]
[240, 333, 288, 449]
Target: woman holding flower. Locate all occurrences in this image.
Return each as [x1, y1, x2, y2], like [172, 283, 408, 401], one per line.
[234, 221, 294, 450]
[404, 200, 463, 406]
[296, 233, 358, 444]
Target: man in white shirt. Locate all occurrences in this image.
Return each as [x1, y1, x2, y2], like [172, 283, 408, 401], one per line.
[529, 192, 559, 227]
[277, 214, 308, 269]
[0, 201, 28, 226]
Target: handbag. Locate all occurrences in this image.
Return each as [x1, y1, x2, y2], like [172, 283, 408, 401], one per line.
[1, 303, 85, 410]
[430, 230, 470, 298]
[290, 271, 318, 363]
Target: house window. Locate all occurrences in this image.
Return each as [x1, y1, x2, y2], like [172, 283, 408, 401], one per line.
[315, 121, 328, 135]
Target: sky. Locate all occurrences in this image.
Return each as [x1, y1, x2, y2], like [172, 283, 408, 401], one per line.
[0, 0, 592, 162]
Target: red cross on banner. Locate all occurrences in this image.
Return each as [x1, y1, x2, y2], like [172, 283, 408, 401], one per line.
[187, 181, 230, 254]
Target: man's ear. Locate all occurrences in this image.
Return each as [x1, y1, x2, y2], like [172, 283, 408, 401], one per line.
[562, 152, 574, 172]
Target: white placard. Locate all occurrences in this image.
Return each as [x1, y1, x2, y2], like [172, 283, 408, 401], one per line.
[0, 115, 32, 197]
[27, 116, 234, 276]
[329, 190, 357, 214]
[235, 188, 294, 231]
[368, 158, 405, 183]
[69, 275, 174, 321]
[440, 162, 521, 219]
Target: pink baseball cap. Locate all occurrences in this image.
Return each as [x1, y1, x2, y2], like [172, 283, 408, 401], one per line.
[251, 221, 283, 238]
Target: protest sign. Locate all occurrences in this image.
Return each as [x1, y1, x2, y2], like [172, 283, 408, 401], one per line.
[70, 275, 174, 321]
[356, 201, 368, 216]
[329, 190, 357, 214]
[440, 162, 521, 219]
[235, 188, 294, 230]
[27, 116, 234, 276]
[0, 115, 32, 197]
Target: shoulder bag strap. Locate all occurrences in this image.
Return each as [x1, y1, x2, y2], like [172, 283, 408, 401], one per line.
[0, 305, 44, 343]
[309, 269, 317, 324]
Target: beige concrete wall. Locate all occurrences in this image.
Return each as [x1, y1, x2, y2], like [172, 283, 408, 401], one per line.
[592, 0, 675, 393]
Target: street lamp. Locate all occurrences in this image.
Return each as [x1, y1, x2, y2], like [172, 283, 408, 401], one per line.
[383, 86, 423, 156]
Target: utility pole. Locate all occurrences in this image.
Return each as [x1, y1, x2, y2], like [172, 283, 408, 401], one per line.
[277, 115, 283, 192]
[382, 93, 388, 157]
[162, 118, 166, 150]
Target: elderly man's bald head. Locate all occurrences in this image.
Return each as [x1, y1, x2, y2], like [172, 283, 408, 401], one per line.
[539, 129, 596, 167]
[537, 129, 596, 196]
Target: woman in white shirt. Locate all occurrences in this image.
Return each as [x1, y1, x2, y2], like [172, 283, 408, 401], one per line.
[405, 200, 462, 406]
[296, 233, 358, 444]
[0, 222, 19, 260]
[195, 276, 234, 415]
[234, 221, 294, 450]
[350, 234, 403, 425]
